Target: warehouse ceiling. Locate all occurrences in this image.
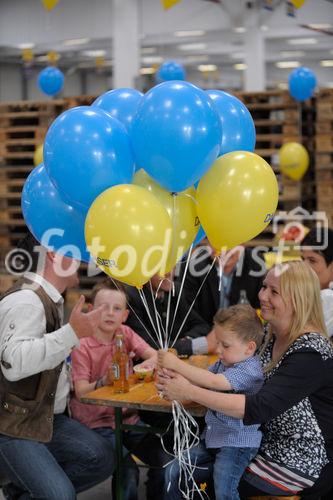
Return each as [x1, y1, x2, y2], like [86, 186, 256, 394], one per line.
[0, 0, 332, 86]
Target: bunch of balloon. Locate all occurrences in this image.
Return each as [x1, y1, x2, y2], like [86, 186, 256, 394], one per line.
[130, 81, 222, 192]
[206, 90, 256, 155]
[43, 106, 135, 208]
[133, 169, 198, 273]
[22, 164, 90, 262]
[33, 144, 43, 166]
[288, 67, 317, 102]
[196, 152, 279, 252]
[85, 185, 172, 288]
[37, 66, 64, 96]
[279, 142, 309, 181]
[156, 61, 186, 82]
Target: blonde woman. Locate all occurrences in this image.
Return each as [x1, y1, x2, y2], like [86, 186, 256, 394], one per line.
[158, 261, 333, 499]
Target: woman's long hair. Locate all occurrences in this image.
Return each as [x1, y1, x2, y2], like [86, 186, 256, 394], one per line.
[261, 260, 328, 370]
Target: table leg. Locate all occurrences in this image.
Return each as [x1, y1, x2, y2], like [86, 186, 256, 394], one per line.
[114, 407, 124, 500]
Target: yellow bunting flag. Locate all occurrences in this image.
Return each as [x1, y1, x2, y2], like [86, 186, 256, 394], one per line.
[161, 0, 182, 10]
[290, 0, 306, 8]
[41, 0, 59, 12]
[47, 51, 59, 65]
[22, 48, 34, 63]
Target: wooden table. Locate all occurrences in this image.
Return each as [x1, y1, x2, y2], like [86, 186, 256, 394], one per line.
[81, 355, 217, 500]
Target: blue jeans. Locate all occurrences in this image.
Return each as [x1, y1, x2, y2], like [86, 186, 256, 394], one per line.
[165, 440, 258, 500]
[95, 421, 169, 500]
[0, 414, 115, 499]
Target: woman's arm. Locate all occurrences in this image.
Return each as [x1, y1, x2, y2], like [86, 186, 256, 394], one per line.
[244, 350, 325, 425]
[157, 369, 245, 418]
[158, 350, 232, 390]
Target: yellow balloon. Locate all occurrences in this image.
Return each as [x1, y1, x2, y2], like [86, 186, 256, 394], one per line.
[34, 144, 43, 167]
[290, 0, 306, 8]
[133, 169, 199, 273]
[85, 184, 172, 287]
[279, 142, 309, 181]
[197, 152, 279, 252]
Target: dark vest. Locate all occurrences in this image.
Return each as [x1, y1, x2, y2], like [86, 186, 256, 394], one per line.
[0, 277, 63, 442]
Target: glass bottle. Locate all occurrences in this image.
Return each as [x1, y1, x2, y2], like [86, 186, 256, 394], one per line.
[238, 289, 250, 305]
[112, 333, 129, 393]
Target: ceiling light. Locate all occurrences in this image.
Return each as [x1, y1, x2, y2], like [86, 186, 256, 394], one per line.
[142, 56, 163, 64]
[234, 63, 247, 70]
[234, 27, 246, 33]
[276, 61, 300, 68]
[287, 38, 318, 45]
[230, 52, 244, 59]
[260, 25, 269, 31]
[308, 23, 332, 30]
[321, 60, 333, 67]
[198, 64, 217, 72]
[17, 43, 35, 49]
[63, 38, 90, 46]
[174, 30, 205, 37]
[184, 55, 210, 63]
[179, 43, 207, 51]
[140, 67, 156, 75]
[82, 50, 106, 58]
[141, 47, 156, 55]
[280, 50, 305, 58]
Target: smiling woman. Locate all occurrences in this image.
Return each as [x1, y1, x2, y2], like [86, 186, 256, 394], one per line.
[158, 261, 333, 499]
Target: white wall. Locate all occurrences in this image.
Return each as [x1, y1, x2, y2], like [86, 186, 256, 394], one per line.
[0, 66, 22, 101]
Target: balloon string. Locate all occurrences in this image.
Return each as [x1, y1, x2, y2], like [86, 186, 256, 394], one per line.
[148, 281, 165, 347]
[137, 287, 164, 348]
[148, 281, 168, 345]
[161, 401, 209, 500]
[170, 256, 217, 349]
[165, 278, 173, 349]
[182, 192, 198, 205]
[169, 243, 193, 341]
[108, 278, 161, 349]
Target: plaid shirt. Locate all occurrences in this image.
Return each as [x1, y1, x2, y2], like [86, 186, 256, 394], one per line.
[203, 356, 263, 448]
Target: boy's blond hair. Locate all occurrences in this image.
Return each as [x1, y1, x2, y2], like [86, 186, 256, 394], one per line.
[89, 278, 128, 305]
[214, 304, 263, 348]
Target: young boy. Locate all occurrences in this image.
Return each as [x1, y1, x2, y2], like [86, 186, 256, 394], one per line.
[70, 279, 167, 500]
[158, 304, 264, 500]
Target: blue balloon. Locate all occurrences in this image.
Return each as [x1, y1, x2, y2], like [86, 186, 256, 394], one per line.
[38, 66, 64, 96]
[156, 61, 186, 82]
[192, 225, 206, 247]
[130, 81, 222, 192]
[44, 106, 135, 208]
[289, 67, 317, 102]
[92, 88, 143, 133]
[22, 164, 90, 262]
[206, 90, 256, 155]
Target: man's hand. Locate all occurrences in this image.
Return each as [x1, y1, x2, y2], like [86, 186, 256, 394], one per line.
[156, 369, 191, 401]
[173, 337, 193, 357]
[69, 295, 107, 339]
[158, 349, 179, 370]
[206, 330, 218, 354]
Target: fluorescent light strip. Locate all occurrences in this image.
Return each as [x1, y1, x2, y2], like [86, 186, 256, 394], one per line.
[174, 30, 205, 37]
[287, 38, 318, 45]
[276, 61, 300, 68]
[63, 38, 90, 46]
